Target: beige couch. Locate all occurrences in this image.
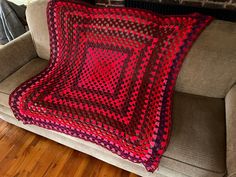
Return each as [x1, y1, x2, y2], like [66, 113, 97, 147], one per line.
[0, 0, 236, 176]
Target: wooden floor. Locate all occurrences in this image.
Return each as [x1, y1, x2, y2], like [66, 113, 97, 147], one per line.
[0, 120, 140, 177]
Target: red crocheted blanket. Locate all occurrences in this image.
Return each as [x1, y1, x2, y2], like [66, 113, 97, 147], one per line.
[9, 0, 212, 172]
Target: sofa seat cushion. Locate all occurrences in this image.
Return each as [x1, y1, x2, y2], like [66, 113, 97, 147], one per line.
[0, 58, 48, 108]
[0, 58, 226, 176]
[162, 92, 226, 176]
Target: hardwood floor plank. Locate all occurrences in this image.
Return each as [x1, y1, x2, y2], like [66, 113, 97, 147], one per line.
[97, 163, 120, 177]
[5, 136, 49, 176]
[43, 147, 73, 177]
[0, 121, 9, 136]
[57, 151, 88, 177]
[0, 120, 140, 177]
[80, 156, 103, 177]
[0, 126, 33, 176]
[129, 173, 140, 177]
[72, 153, 93, 177]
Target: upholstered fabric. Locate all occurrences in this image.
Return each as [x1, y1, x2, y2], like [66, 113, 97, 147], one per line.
[0, 58, 49, 120]
[25, 0, 236, 98]
[176, 20, 236, 98]
[163, 92, 226, 176]
[226, 85, 236, 177]
[0, 58, 48, 94]
[0, 0, 232, 176]
[0, 57, 226, 176]
[0, 58, 48, 109]
[0, 92, 9, 108]
[0, 58, 48, 112]
[0, 32, 37, 82]
[26, 0, 50, 60]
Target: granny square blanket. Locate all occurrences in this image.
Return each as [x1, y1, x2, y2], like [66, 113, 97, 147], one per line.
[9, 0, 212, 172]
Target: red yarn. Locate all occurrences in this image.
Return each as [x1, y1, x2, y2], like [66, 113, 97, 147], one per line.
[9, 0, 212, 172]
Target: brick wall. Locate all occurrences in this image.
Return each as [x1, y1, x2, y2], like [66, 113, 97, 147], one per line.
[180, 0, 236, 10]
[96, 0, 236, 9]
[96, 0, 125, 7]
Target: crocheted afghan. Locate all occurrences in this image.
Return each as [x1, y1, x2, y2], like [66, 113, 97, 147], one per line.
[9, 0, 212, 172]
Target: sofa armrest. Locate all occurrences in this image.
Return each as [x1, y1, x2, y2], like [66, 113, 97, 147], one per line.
[226, 84, 236, 177]
[0, 31, 37, 82]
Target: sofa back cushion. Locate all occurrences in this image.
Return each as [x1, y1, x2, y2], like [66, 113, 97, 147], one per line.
[26, 0, 236, 98]
[26, 0, 50, 60]
[176, 20, 236, 98]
